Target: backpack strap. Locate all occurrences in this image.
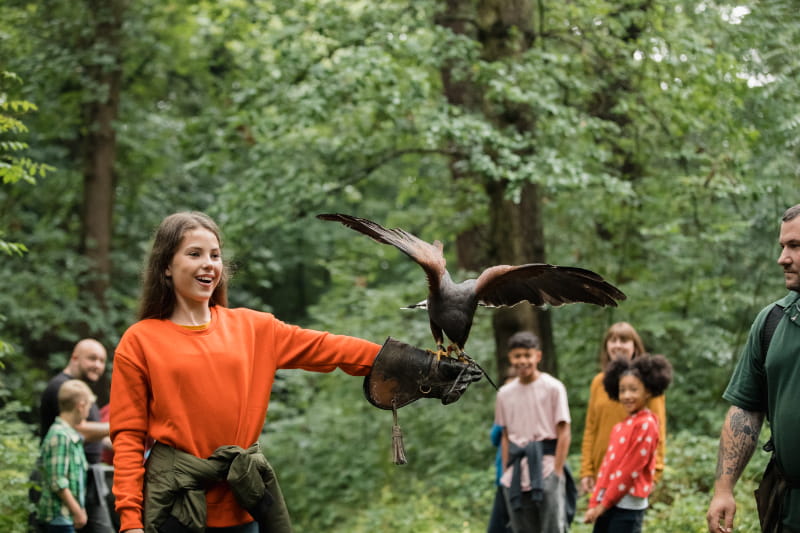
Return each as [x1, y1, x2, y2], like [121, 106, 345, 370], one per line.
[760, 303, 784, 364]
[759, 303, 784, 428]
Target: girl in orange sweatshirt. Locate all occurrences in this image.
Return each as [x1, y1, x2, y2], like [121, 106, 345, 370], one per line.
[109, 212, 383, 533]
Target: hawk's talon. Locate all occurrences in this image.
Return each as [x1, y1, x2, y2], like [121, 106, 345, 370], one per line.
[427, 345, 449, 361]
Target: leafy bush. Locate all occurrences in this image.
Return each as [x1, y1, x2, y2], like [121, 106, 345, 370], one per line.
[0, 401, 38, 533]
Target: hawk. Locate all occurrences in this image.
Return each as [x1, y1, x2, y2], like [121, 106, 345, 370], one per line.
[318, 213, 626, 359]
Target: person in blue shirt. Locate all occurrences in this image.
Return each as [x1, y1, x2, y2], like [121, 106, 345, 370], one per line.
[487, 367, 517, 533]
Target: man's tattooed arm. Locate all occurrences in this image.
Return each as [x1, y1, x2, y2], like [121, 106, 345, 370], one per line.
[715, 406, 764, 482]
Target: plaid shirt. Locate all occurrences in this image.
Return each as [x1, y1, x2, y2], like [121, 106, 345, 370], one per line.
[37, 417, 87, 524]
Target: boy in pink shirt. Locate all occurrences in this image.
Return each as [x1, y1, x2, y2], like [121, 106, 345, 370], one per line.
[495, 331, 571, 533]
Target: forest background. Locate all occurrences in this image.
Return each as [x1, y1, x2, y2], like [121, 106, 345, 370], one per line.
[1, 0, 797, 531]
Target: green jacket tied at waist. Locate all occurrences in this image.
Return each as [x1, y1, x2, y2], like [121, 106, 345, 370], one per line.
[144, 441, 293, 533]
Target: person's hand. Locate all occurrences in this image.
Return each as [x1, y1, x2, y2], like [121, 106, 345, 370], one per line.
[706, 490, 736, 533]
[123, 529, 144, 533]
[583, 504, 605, 524]
[72, 507, 88, 529]
[580, 475, 595, 494]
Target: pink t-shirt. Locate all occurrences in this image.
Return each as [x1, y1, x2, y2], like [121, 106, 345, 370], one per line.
[495, 374, 571, 490]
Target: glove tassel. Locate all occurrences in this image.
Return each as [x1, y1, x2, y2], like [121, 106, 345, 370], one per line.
[391, 401, 407, 465]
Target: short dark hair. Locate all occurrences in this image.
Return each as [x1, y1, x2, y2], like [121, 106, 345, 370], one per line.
[782, 204, 800, 223]
[507, 331, 540, 350]
[603, 354, 673, 400]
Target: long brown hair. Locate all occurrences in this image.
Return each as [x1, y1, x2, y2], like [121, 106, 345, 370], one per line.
[598, 321, 645, 370]
[138, 212, 229, 320]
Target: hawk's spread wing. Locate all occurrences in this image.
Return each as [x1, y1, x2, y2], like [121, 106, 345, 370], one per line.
[474, 264, 626, 308]
[317, 213, 447, 292]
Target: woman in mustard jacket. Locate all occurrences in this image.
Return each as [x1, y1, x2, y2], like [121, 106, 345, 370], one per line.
[579, 322, 667, 495]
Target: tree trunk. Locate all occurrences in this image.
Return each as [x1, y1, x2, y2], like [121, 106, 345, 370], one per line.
[79, 0, 124, 329]
[437, 0, 555, 381]
[487, 181, 556, 378]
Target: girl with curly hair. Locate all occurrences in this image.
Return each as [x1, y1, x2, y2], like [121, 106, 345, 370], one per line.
[583, 354, 673, 532]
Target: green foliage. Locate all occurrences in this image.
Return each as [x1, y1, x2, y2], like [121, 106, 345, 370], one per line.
[0, 70, 53, 262]
[0, 399, 38, 533]
[0, 79, 54, 186]
[0, 67, 47, 533]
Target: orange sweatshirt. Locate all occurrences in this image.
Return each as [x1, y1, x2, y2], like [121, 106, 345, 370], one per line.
[579, 372, 667, 482]
[109, 306, 381, 531]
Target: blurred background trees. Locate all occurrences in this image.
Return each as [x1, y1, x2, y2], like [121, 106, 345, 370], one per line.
[1, 0, 797, 530]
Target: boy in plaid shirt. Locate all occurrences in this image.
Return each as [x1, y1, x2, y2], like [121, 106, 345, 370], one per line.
[38, 379, 95, 532]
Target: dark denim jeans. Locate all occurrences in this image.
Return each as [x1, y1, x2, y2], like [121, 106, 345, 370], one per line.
[591, 506, 644, 533]
[487, 485, 512, 533]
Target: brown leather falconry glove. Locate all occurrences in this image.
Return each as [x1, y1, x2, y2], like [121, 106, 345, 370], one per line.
[364, 337, 484, 465]
[364, 337, 484, 410]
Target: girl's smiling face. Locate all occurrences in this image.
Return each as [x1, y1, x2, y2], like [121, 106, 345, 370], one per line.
[166, 228, 222, 314]
[618, 373, 650, 415]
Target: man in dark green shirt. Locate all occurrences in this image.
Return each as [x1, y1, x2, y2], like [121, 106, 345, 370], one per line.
[707, 204, 800, 533]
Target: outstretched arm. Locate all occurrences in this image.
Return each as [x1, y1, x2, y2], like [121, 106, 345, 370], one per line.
[706, 406, 764, 533]
[75, 420, 110, 443]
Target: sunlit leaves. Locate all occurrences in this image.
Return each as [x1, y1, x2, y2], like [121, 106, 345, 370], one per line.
[0, 76, 54, 186]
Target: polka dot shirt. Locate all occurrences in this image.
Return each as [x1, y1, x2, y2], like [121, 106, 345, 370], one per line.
[589, 409, 659, 510]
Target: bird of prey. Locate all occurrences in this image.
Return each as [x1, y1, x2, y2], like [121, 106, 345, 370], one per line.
[317, 213, 626, 358]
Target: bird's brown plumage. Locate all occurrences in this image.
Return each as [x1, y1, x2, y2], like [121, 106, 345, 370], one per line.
[317, 213, 626, 353]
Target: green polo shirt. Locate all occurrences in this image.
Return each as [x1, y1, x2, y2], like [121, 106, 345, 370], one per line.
[724, 291, 800, 529]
